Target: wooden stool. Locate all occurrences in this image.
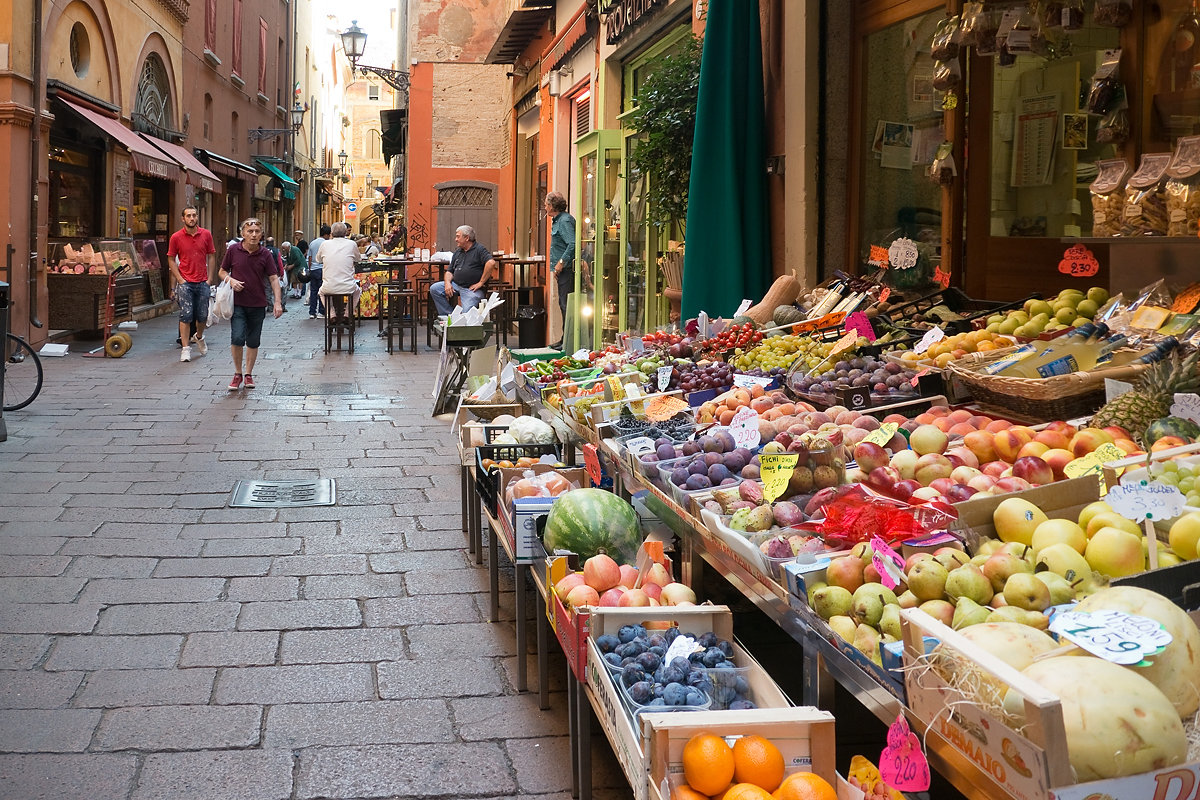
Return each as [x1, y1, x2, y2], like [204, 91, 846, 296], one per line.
[385, 284, 418, 354]
[324, 293, 357, 353]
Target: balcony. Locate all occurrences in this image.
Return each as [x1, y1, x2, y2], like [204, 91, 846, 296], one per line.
[154, 0, 189, 24]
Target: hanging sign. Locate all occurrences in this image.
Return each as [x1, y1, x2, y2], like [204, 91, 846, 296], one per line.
[863, 422, 900, 448]
[913, 327, 945, 355]
[934, 264, 952, 289]
[1107, 480, 1187, 521]
[879, 714, 931, 791]
[1058, 244, 1100, 278]
[1171, 393, 1200, 425]
[582, 443, 603, 486]
[656, 365, 673, 392]
[869, 245, 891, 268]
[729, 406, 760, 449]
[870, 536, 906, 590]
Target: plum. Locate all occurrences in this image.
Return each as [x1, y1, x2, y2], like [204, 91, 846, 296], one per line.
[653, 436, 673, 449]
[685, 688, 707, 706]
[635, 651, 661, 672]
[713, 431, 736, 452]
[717, 639, 735, 658]
[670, 468, 689, 487]
[697, 632, 719, 648]
[618, 625, 640, 644]
[627, 680, 654, 704]
[616, 640, 646, 659]
[656, 443, 677, 461]
[703, 451, 723, 467]
[662, 683, 688, 706]
[723, 452, 747, 473]
[603, 652, 622, 669]
[595, 634, 621, 653]
[700, 647, 726, 668]
[684, 474, 712, 491]
[730, 699, 757, 710]
[620, 664, 645, 687]
[680, 441, 702, 456]
[698, 435, 719, 453]
[687, 459, 708, 476]
[646, 634, 666, 649]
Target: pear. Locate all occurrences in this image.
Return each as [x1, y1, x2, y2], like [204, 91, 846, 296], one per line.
[975, 539, 1003, 556]
[879, 603, 903, 641]
[952, 596, 991, 629]
[905, 558, 949, 602]
[828, 614, 858, 642]
[851, 583, 898, 628]
[934, 548, 971, 570]
[896, 589, 919, 609]
[812, 585, 853, 620]
[852, 622, 883, 665]
[944, 564, 994, 605]
[1033, 571, 1076, 605]
[988, 605, 1049, 629]
[982, 552, 1034, 593]
[806, 580, 827, 608]
[1003, 572, 1052, 611]
[919, 599, 955, 627]
[1036, 543, 1093, 584]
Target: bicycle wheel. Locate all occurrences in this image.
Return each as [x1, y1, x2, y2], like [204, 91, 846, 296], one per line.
[3, 333, 43, 411]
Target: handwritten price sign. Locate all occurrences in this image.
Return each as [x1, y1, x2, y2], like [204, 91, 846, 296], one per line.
[863, 422, 900, 447]
[879, 714, 931, 791]
[732, 374, 774, 389]
[582, 443, 603, 487]
[844, 311, 877, 342]
[760, 453, 800, 503]
[888, 238, 920, 270]
[914, 327, 945, 355]
[870, 536, 907, 590]
[1172, 393, 1200, 425]
[729, 406, 761, 449]
[624, 437, 656, 458]
[1058, 244, 1100, 278]
[1107, 480, 1187, 521]
[645, 395, 689, 422]
[934, 264, 952, 289]
[1062, 442, 1126, 480]
[657, 365, 673, 392]
[1050, 609, 1172, 666]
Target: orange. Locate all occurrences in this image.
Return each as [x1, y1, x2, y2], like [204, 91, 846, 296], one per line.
[682, 732, 736, 797]
[731, 735, 785, 792]
[772, 772, 837, 800]
[672, 786, 711, 800]
[720, 784, 773, 800]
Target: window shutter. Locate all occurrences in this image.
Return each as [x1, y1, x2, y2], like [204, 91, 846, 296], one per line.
[575, 95, 590, 140]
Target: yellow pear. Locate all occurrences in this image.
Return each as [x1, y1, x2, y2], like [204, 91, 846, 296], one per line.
[1085, 527, 1146, 578]
[993, 498, 1048, 546]
[1168, 512, 1200, 560]
[1030, 518, 1087, 556]
[1086, 511, 1141, 539]
[1076, 500, 1113, 531]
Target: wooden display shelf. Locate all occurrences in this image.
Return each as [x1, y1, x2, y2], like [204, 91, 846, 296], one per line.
[47, 273, 144, 331]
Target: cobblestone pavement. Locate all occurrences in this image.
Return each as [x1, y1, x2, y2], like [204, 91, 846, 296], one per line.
[0, 305, 633, 800]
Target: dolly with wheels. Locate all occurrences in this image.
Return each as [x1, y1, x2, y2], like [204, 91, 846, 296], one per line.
[84, 264, 135, 359]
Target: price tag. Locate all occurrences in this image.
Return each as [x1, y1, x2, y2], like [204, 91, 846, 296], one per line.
[1172, 393, 1200, 425]
[1057, 244, 1100, 278]
[729, 406, 761, 449]
[1106, 378, 1135, 403]
[870, 536, 906, 591]
[663, 634, 700, 663]
[734, 299, 753, 317]
[913, 327, 945, 355]
[606, 375, 626, 402]
[879, 714, 931, 791]
[1050, 609, 1172, 666]
[934, 265, 951, 289]
[733, 373, 774, 389]
[1171, 283, 1200, 313]
[572, 349, 590, 360]
[625, 436, 656, 458]
[888, 238, 920, 270]
[844, 311, 876, 342]
[626, 337, 645, 354]
[791, 311, 848, 335]
[1107, 480, 1187, 521]
[1063, 442, 1126, 484]
[582, 443, 603, 486]
[879, 287, 891, 303]
[646, 395, 690, 422]
[698, 312, 710, 339]
[829, 331, 858, 358]
[657, 365, 673, 392]
[500, 363, 517, 395]
[909, 368, 931, 388]
[864, 422, 900, 447]
[760, 453, 799, 503]
[869, 245, 891, 268]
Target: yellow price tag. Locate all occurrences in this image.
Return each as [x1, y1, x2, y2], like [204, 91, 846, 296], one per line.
[829, 330, 858, 357]
[760, 453, 800, 503]
[645, 395, 690, 422]
[863, 422, 899, 448]
[1063, 444, 1126, 493]
[606, 375, 625, 402]
[1093, 442, 1126, 463]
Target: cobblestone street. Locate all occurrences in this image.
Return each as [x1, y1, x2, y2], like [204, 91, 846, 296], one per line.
[0, 308, 632, 800]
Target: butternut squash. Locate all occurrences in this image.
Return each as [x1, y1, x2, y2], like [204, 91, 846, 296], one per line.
[744, 274, 803, 324]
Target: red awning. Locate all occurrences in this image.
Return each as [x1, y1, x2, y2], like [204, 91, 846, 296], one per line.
[59, 97, 182, 182]
[542, 5, 590, 74]
[139, 134, 223, 194]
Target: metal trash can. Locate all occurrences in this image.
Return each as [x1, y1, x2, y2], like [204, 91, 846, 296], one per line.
[515, 305, 546, 348]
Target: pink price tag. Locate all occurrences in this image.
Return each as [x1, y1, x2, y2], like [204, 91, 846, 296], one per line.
[582, 443, 603, 487]
[879, 714, 931, 791]
[729, 406, 760, 449]
[844, 311, 876, 342]
[870, 536, 906, 590]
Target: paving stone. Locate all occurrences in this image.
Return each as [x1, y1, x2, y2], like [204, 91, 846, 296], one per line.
[58, 539, 202, 558]
[303, 573, 405, 600]
[0, 604, 100, 635]
[0, 635, 52, 669]
[213, 663, 374, 704]
[0, 753, 137, 800]
[280, 628, 406, 664]
[93, 704, 263, 751]
[179, 631, 279, 667]
[264, 699, 453, 748]
[152, 556, 273, 578]
[0, 537, 66, 555]
[295, 742, 515, 799]
[64, 556, 158, 578]
[178, 522, 291, 539]
[367, 550, 468, 573]
[268, 554, 368, 575]
[226, 576, 299, 601]
[0, 556, 70, 577]
[403, 567, 492, 595]
[96, 602, 241, 634]
[0, 577, 86, 604]
[44, 635, 183, 671]
[0, 670, 83, 708]
[338, 517, 417, 536]
[73, 668, 216, 708]
[201, 537, 302, 557]
[405, 622, 517, 659]
[79, 577, 226, 604]
[363, 594, 482, 630]
[376, 658, 506, 699]
[403, 527, 470, 550]
[91, 522, 185, 537]
[452, 693, 570, 741]
[237, 599, 362, 630]
[0, 709, 101, 752]
[133, 749, 293, 800]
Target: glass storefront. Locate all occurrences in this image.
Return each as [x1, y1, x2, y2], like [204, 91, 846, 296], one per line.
[48, 143, 100, 239]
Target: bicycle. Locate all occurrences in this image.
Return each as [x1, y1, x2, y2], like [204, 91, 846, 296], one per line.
[3, 332, 42, 411]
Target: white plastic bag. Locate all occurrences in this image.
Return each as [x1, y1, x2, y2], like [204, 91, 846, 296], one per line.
[208, 279, 234, 326]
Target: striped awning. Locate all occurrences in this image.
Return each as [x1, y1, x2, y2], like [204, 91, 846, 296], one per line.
[140, 135, 223, 194]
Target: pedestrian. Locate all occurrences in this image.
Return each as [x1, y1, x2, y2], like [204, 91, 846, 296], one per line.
[545, 191, 576, 349]
[429, 225, 497, 317]
[216, 217, 284, 391]
[316, 222, 363, 316]
[264, 236, 287, 312]
[167, 205, 216, 362]
[294, 239, 309, 301]
[280, 240, 307, 298]
[307, 223, 331, 318]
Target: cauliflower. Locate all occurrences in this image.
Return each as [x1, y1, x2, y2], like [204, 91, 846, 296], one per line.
[508, 416, 556, 445]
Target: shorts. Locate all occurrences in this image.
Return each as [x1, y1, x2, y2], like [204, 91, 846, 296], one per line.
[230, 305, 267, 348]
[176, 282, 211, 324]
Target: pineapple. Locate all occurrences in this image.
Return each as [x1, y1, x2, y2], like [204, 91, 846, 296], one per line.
[1091, 351, 1200, 444]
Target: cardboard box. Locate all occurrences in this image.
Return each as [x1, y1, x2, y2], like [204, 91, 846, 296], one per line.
[949, 474, 1101, 550]
[644, 707, 838, 800]
[492, 466, 586, 562]
[789, 594, 907, 701]
[583, 605, 793, 800]
[545, 555, 590, 682]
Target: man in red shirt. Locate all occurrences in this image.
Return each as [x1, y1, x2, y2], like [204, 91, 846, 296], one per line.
[167, 206, 216, 362]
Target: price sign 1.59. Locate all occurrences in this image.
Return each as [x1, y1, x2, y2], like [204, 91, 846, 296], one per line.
[1049, 609, 1172, 666]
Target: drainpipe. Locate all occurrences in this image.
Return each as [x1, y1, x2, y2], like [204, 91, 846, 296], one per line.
[28, 0, 44, 329]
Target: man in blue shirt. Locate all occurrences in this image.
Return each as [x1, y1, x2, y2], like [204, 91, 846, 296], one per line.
[545, 191, 576, 347]
[307, 224, 331, 318]
[429, 225, 497, 316]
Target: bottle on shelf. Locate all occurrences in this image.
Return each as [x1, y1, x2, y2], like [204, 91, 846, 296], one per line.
[1094, 337, 1180, 370]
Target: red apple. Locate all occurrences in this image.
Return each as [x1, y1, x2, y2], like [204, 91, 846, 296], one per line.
[891, 479, 921, 501]
[914, 453, 954, 486]
[866, 465, 902, 496]
[617, 588, 651, 607]
[1070, 427, 1115, 458]
[565, 584, 601, 608]
[642, 562, 672, 588]
[853, 442, 890, 473]
[554, 573, 585, 603]
[598, 587, 626, 607]
[618, 564, 640, 589]
[911, 487, 946, 502]
[1011, 455, 1053, 486]
[641, 581, 663, 601]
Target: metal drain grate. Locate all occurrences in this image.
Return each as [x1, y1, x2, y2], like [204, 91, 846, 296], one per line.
[229, 479, 337, 507]
[273, 382, 357, 396]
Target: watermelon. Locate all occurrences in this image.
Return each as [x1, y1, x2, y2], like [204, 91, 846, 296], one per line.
[1145, 416, 1200, 446]
[542, 488, 641, 563]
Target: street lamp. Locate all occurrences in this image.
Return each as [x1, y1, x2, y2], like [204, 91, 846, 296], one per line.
[338, 149, 348, 174]
[314, 148, 348, 179]
[248, 102, 308, 141]
[366, 173, 373, 192]
[339, 21, 411, 94]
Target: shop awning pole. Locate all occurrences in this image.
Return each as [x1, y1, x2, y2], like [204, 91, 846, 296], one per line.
[28, 0, 44, 329]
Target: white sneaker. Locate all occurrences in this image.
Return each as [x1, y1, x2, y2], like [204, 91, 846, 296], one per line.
[192, 334, 208, 355]
[180, 346, 192, 362]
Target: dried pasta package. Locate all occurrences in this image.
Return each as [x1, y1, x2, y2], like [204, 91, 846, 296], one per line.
[1094, 0, 1133, 27]
[1043, 0, 1085, 30]
[1120, 153, 1172, 237]
[932, 59, 962, 92]
[1085, 49, 1122, 115]
[930, 15, 961, 61]
[1165, 135, 1200, 237]
[1095, 106, 1130, 145]
[1089, 158, 1130, 237]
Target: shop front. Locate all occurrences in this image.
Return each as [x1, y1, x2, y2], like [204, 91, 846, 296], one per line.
[195, 149, 257, 247]
[252, 158, 299, 243]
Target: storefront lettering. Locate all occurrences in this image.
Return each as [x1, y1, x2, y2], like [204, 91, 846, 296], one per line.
[937, 716, 1008, 785]
[1152, 768, 1200, 800]
[605, 0, 668, 45]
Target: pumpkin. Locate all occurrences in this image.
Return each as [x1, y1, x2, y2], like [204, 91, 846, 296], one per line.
[542, 488, 641, 562]
[772, 304, 804, 327]
[744, 274, 803, 324]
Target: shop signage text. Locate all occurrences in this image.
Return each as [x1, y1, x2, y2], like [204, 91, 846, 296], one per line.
[605, 0, 668, 45]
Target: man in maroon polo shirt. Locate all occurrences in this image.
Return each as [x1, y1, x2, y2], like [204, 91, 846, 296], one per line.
[167, 206, 216, 363]
[216, 218, 284, 391]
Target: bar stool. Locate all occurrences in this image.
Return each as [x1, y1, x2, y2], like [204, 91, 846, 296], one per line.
[324, 293, 357, 353]
[385, 283, 418, 354]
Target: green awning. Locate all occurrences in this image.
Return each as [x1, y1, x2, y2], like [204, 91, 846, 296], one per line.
[254, 158, 298, 200]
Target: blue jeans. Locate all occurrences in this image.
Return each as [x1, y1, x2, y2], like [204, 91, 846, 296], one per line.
[430, 281, 484, 316]
[307, 269, 324, 315]
[230, 306, 267, 349]
[175, 282, 210, 324]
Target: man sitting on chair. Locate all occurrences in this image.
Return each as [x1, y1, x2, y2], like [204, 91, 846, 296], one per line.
[316, 221, 362, 318]
[429, 225, 496, 317]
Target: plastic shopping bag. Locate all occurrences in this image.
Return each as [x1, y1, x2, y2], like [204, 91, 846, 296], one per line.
[208, 279, 234, 326]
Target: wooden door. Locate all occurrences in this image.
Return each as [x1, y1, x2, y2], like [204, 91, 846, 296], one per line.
[434, 181, 497, 253]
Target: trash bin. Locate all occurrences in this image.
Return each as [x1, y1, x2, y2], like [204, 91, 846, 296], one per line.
[516, 305, 546, 348]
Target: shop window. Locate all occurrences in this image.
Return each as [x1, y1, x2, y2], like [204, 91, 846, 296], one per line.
[48, 143, 99, 239]
[232, 0, 243, 76]
[205, 0, 217, 53]
[368, 84, 380, 101]
[69, 22, 90, 79]
[1146, 1, 1200, 148]
[204, 94, 213, 140]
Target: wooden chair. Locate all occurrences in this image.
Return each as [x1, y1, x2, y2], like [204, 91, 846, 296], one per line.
[385, 283, 418, 354]
[324, 293, 357, 353]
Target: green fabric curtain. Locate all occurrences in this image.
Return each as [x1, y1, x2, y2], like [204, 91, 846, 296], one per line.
[682, 0, 771, 322]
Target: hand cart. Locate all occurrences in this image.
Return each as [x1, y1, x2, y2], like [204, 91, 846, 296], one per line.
[83, 263, 135, 358]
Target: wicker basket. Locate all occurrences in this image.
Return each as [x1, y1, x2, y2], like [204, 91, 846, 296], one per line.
[945, 356, 1150, 421]
[461, 399, 524, 421]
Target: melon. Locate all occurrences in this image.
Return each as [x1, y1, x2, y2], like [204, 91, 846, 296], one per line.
[543, 488, 641, 563]
[1145, 416, 1200, 446]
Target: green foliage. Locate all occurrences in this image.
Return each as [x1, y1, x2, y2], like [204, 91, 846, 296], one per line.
[625, 36, 702, 230]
